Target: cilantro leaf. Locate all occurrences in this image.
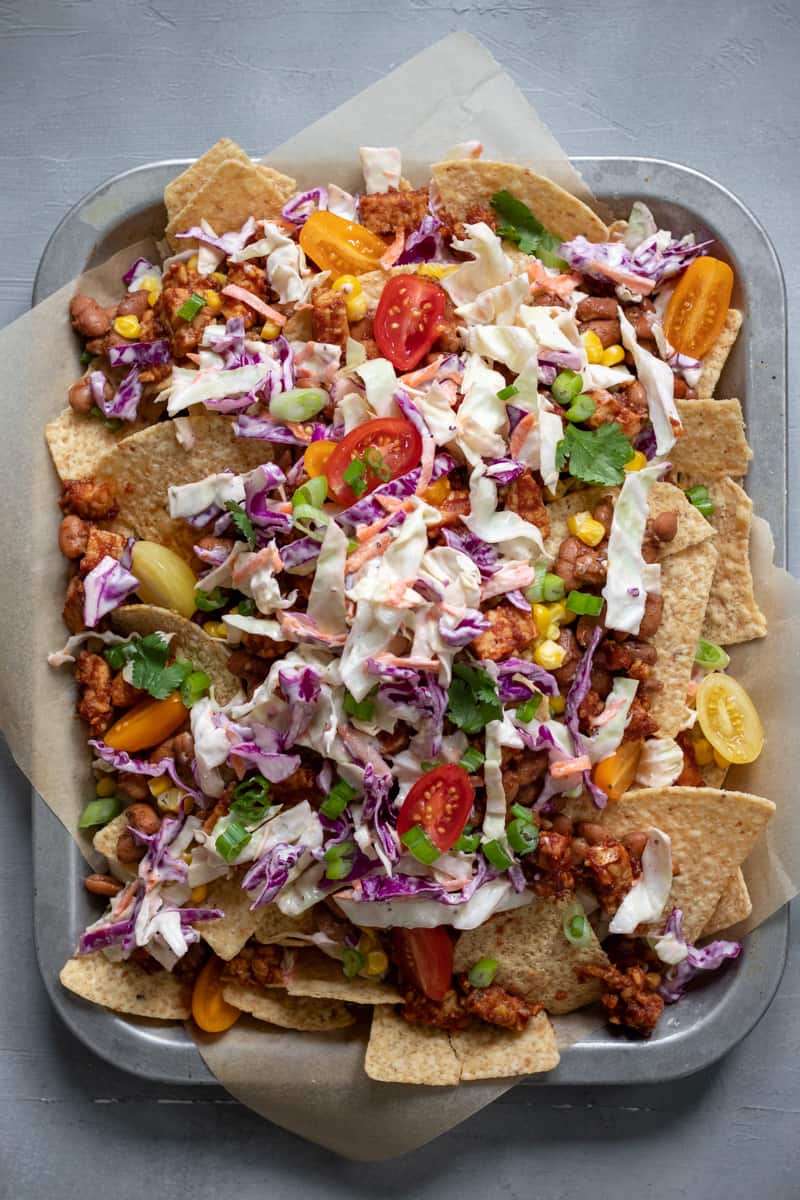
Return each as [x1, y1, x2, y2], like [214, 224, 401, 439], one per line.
[447, 663, 503, 735]
[104, 633, 192, 700]
[225, 500, 256, 549]
[491, 190, 568, 270]
[556, 422, 635, 486]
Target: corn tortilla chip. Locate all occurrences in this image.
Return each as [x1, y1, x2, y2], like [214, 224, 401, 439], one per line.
[91, 811, 137, 882]
[647, 540, 718, 737]
[699, 759, 729, 789]
[453, 1009, 560, 1081]
[166, 158, 296, 251]
[254, 905, 316, 944]
[284, 949, 402, 1005]
[60, 953, 191, 1019]
[566, 787, 774, 942]
[222, 982, 354, 1031]
[111, 605, 242, 705]
[195, 870, 261, 960]
[672, 399, 751, 480]
[45, 408, 146, 481]
[703, 869, 751, 936]
[365, 1007, 460, 1085]
[453, 896, 609, 1014]
[94, 412, 268, 558]
[696, 309, 743, 397]
[431, 160, 608, 242]
[697, 478, 767, 645]
[164, 138, 250, 225]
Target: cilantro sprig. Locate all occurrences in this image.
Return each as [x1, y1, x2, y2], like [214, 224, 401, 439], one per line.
[447, 663, 502, 735]
[225, 500, 256, 549]
[491, 190, 568, 270]
[556, 422, 635, 486]
[104, 633, 192, 700]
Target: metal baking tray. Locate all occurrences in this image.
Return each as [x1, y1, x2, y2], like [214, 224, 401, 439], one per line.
[32, 156, 789, 1086]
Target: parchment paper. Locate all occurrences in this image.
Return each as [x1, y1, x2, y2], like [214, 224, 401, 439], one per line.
[1, 32, 797, 1159]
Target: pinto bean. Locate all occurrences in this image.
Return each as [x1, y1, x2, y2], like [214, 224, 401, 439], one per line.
[58, 515, 89, 559]
[592, 497, 615, 535]
[125, 803, 161, 835]
[116, 291, 150, 318]
[70, 294, 112, 338]
[576, 296, 619, 321]
[638, 592, 664, 639]
[150, 731, 194, 767]
[622, 831, 649, 860]
[579, 319, 621, 348]
[117, 774, 150, 801]
[116, 830, 145, 863]
[84, 873, 123, 897]
[68, 377, 95, 415]
[550, 814, 574, 837]
[652, 511, 678, 543]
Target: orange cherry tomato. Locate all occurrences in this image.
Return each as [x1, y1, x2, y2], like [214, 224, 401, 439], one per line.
[374, 275, 447, 371]
[663, 256, 734, 359]
[591, 739, 643, 801]
[191, 956, 241, 1033]
[104, 691, 188, 753]
[303, 439, 338, 478]
[299, 211, 387, 276]
[391, 927, 454, 1001]
[324, 417, 422, 506]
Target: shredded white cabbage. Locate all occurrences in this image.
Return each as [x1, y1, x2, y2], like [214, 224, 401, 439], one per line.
[602, 462, 662, 635]
[333, 879, 532, 930]
[619, 307, 681, 456]
[442, 222, 512, 306]
[359, 146, 401, 194]
[608, 827, 673, 934]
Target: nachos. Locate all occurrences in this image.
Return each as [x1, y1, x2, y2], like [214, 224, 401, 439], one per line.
[50, 140, 774, 1084]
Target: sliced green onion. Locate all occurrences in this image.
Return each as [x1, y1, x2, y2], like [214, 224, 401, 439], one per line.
[506, 817, 539, 854]
[482, 838, 513, 870]
[400, 825, 441, 865]
[343, 458, 367, 496]
[80, 348, 92, 366]
[343, 688, 375, 722]
[459, 746, 485, 774]
[180, 669, 210, 708]
[562, 903, 593, 947]
[551, 369, 583, 407]
[564, 394, 596, 423]
[342, 947, 365, 978]
[361, 447, 392, 481]
[510, 803, 535, 824]
[90, 404, 123, 432]
[194, 587, 227, 611]
[236, 597, 257, 617]
[176, 292, 207, 321]
[685, 484, 714, 518]
[292, 475, 328, 510]
[514, 695, 541, 724]
[695, 638, 730, 671]
[526, 567, 565, 604]
[320, 778, 356, 819]
[270, 387, 327, 423]
[497, 384, 519, 401]
[232, 773, 271, 811]
[292, 501, 330, 540]
[419, 760, 439, 773]
[525, 563, 547, 603]
[78, 796, 121, 829]
[467, 957, 498, 988]
[453, 829, 481, 853]
[215, 821, 252, 863]
[325, 841, 355, 880]
[565, 589, 604, 616]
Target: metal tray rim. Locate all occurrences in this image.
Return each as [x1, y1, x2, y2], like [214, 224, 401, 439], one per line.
[31, 154, 790, 1089]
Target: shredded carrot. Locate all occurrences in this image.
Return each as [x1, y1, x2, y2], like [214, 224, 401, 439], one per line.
[345, 532, 392, 573]
[232, 544, 282, 586]
[509, 411, 538, 458]
[550, 754, 592, 778]
[221, 284, 287, 324]
[375, 653, 440, 671]
[585, 261, 653, 296]
[526, 260, 582, 299]
[380, 230, 406, 269]
[589, 697, 627, 729]
[400, 357, 444, 387]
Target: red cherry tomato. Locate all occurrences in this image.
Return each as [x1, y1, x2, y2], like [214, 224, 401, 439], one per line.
[397, 764, 474, 853]
[373, 275, 448, 371]
[391, 927, 454, 1001]
[324, 417, 422, 505]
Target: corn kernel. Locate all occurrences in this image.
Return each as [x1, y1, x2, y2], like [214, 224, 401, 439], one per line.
[345, 293, 368, 322]
[547, 602, 569, 627]
[582, 330, 604, 364]
[156, 787, 185, 814]
[261, 320, 281, 341]
[190, 884, 208, 904]
[567, 510, 606, 547]
[533, 639, 566, 670]
[625, 450, 648, 472]
[204, 289, 222, 311]
[422, 477, 450, 505]
[95, 776, 116, 797]
[418, 263, 458, 279]
[139, 274, 160, 294]
[188, 255, 199, 272]
[532, 604, 551, 638]
[546, 622, 560, 641]
[601, 343, 625, 366]
[147, 289, 159, 307]
[693, 736, 714, 766]
[548, 694, 566, 715]
[211, 271, 227, 285]
[204, 620, 228, 639]
[148, 776, 170, 797]
[331, 274, 361, 297]
[113, 314, 141, 339]
[364, 950, 389, 977]
[713, 748, 730, 770]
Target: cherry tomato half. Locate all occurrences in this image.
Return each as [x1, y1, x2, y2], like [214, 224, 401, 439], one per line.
[591, 739, 643, 801]
[191, 956, 241, 1033]
[696, 672, 764, 764]
[397, 764, 474, 853]
[374, 275, 448, 371]
[663, 256, 734, 359]
[324, 417, 422, 506]
[104, 691, 188, 753]
[391, 927, 454, 1001]
[299, 211, 387, 276]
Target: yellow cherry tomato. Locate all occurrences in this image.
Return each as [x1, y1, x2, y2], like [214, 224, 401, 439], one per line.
[132, 541, 197, 619]
[299, 211, 387, 276]
[303, 439, 337, 478]
[663, 256, 734, 359]
[592, 739, 643, 801]
[104, 692, 188, 753]
[191, 956, 241, 1033]
[695, 672, 763, 764]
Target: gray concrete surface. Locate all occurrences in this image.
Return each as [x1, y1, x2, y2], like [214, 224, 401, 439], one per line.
[2, 1, 799, 1196]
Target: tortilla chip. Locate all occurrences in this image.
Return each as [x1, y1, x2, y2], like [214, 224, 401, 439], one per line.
[566, 786, 774, 942]
[648, 541, 718, 737]
[60, 953, 191, 1018]
[696, 309, 743, 396]
[91, 811, 137, 881]
[254, 905, 316, 944]
[697, 478, 767, 645]
[543, 481, 714, 562]
[699, 760, 729, 789]
[284, 949, 402, 1005]
[453, 896, 609, 1014]
[164, 139, 250, 224]
[453, 1009, 560, 1081]
[365, 1007, 460, 1085]
[45, 408, 146, 481]
[195, 870, 261, 960]
[222, 983, 354, 1030]
[431, 160, 608, 242]
[166, 158, 296, 250]
[94, 412, 268, 558]
[111, 605, 242, 705]
[672, 399, 751, 480]
[703, 869, 751, 936]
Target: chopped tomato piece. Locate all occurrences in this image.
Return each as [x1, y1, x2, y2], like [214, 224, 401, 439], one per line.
[373, 275, 448, 371]
[391, 927, 453, 1001]
[324, 417, 422, 506]
[663, 256, 734, 359]
[397, 764, 473, 852]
